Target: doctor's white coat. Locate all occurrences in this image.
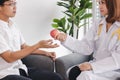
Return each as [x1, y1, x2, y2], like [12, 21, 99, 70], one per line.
[61, 18, 120, 80]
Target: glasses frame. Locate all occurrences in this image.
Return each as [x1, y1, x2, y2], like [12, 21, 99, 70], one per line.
[3, 2, 17, 7]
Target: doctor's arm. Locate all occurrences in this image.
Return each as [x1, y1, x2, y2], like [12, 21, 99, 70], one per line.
[60, 25, 97, 55]
[54, 21, 99, 55]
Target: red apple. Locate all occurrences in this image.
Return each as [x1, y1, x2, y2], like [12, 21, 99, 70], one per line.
[50, 29, 59, 38]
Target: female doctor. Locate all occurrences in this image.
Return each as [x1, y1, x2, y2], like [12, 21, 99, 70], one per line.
[53, 0, 120, 80]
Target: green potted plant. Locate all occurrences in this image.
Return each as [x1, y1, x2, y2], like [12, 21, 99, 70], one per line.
[52, 0, 92, 39]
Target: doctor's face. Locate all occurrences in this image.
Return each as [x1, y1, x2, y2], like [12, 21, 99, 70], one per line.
[98, 0, 108, 16]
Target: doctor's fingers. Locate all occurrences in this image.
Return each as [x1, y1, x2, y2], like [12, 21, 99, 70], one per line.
[56, 33, 67, 42]
[79, 63, 92, 71]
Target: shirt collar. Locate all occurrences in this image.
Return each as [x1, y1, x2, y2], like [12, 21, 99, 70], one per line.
[99, 17, 106, 25]
[0, 19, 13, 28]
[99, 17, 120, 27]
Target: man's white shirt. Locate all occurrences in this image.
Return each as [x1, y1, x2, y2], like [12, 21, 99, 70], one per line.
[0, 20, 27, 79]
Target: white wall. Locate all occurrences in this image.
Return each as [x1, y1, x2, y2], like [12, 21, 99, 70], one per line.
[13, 0, 71, 57]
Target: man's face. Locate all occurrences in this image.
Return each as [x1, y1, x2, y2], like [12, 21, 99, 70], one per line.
[0, 0, 17, 18]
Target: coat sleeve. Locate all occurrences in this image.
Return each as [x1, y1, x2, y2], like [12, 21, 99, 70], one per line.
[61, 22, 98, 55]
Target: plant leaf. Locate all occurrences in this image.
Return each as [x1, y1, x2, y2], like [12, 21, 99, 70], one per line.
[53, 18, 60, 23]
[57, 2, 69, 8]
[80, 13, 92, 20]
[52, 24, 58, 28]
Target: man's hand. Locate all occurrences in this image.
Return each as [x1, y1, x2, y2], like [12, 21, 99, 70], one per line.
[78, 62, 92, 71]
[45, 52, 56, 61]
[38, 39, 59, 48]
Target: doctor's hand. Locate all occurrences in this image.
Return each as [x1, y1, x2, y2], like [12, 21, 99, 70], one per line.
[54, 32, 67, 42]
[38, 39, 59, 48]
[78, 62, 92, 71]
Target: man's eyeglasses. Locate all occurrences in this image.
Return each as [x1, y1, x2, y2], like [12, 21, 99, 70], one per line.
[3, 2, 17, 7]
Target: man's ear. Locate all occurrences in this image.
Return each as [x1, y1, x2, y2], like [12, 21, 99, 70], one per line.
[0, 6, 2, 10]
[0, 6, 2, 11]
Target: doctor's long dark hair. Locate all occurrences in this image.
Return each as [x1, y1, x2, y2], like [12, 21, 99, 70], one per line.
[106, 0, 120, 23]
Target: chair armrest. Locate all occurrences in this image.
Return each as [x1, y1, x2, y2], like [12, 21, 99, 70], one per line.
[55, 53, 89, 80]
[21, 54, 54, 72]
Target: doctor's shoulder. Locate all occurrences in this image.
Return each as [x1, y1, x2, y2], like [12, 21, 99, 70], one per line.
[92, 18, 105, 32]
[93, 18, 105, 27]
[116, 20, 120, 26]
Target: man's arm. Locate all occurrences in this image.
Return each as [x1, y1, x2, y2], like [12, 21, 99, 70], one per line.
[0, 43, 40, 63]
[0, 39, 58, 63]
[21, 43, 56, 61]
